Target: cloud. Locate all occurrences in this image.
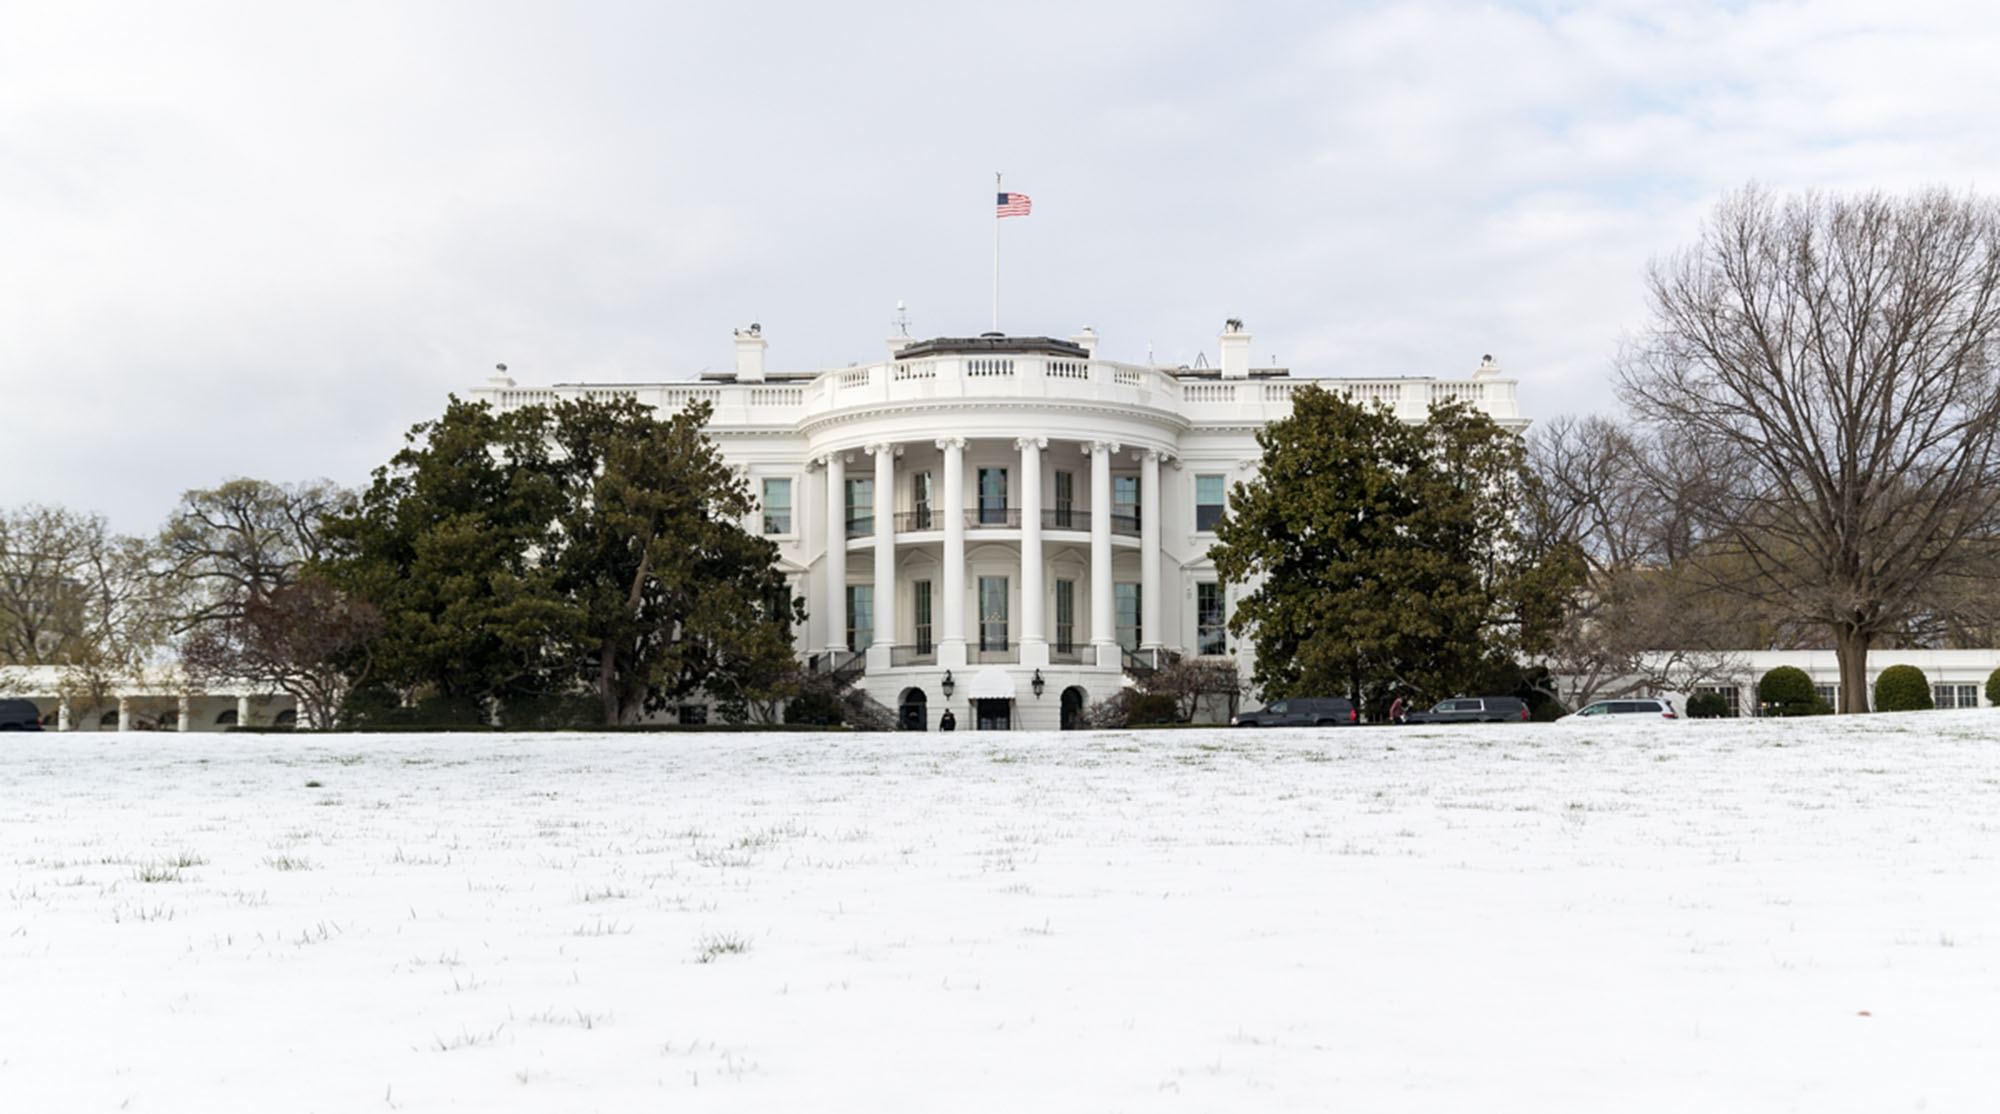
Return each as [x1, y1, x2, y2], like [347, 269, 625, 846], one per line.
[6, 0, 2000, 530]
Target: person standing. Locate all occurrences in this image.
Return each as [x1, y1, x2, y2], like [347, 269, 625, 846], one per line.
[939, 708, 956, 731]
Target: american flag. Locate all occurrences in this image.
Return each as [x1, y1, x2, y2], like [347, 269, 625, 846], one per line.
[996, 192, 1032, 218]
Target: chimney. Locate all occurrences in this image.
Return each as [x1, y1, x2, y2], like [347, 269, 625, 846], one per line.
[1069, 327, 1099, 357]
[1219, 318, 1251, 379]
[734, 324, 767, 382]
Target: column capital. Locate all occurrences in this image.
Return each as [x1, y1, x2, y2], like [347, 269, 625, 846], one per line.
[1014, 436, 1049, 452]
[1087, 440, 1122, 455]
[935, 436, 968, 451]
[1144, 448, 1179, 467]
[866, 442, 904, 457]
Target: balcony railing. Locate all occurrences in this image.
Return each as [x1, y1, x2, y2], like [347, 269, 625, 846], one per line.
[969, 508, 1021, 529]
[889, 643, 937, 666]
[857, 508, 1140, 536]
[971, 644, 1019, 664]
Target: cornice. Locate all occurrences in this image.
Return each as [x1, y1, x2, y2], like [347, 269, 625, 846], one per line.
[796, 398, 1193, 440]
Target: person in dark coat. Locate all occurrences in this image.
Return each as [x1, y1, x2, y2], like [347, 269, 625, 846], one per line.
[938, 709, 956, 731]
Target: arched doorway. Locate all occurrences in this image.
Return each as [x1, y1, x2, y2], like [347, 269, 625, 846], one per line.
[1060, 686, 1087, 730]
[898, 688, 928, 731]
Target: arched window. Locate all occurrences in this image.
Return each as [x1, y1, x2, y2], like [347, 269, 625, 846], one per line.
[897, 688, 927, 731]
[274, 709, 298, 728]
[215, 709, 238, 727]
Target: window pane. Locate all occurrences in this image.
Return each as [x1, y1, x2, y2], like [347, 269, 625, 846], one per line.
[1054, 579, 1074, 653]
[978, 576, 1008, 650]
[913, 579, 932, 654]
[762, 478, 791, 534]
[1196, 582, 1226, 655]
[846, 585, 873, 651]
[911, 471, 932, 529]
[845, 478, 874, 536]
[978, 468, 1008, 524]
[1195, 474, 1225, 531]
[1115, 582, 1140, 650]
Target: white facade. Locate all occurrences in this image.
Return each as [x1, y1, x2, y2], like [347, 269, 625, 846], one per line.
[0, 664, 300, 731]
[1658, 649, 2000, 716]
[470, 322, 1528, 729]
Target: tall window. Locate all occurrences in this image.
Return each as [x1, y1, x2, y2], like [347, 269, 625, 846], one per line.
[1935, 683, 1979, 709]
[978, 576, 1008, 650]
[977, 467, 1008, 525]
[1195, 474, 1226, 532]
[912, 579, 933, 654]
[1115, 582, 1140, 651]
[911, 470, 933, 529]
[1196, 582, 1226, 655]
[1053, 470, 1075, 528]
[1113, 475, 1139, 529]
[1694, 684, 1741, 717]
[762, 478, 792, 535]
[845, 477, 874, 536]
[1054, 578, 1075, 652]
[1815, 683, 1841, 710]
[846, 585, 873, 651]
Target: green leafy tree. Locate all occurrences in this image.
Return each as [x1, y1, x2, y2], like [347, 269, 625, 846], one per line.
[1210, 388, 1578, 705]
[541, 396, 802, 725]
[321, 396, 802, 725]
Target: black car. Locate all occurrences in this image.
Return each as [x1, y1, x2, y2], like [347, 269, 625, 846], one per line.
[1230, 697, 1358, 727]
[0, 698, 45, 731]
[1402, 696, 1530, 724]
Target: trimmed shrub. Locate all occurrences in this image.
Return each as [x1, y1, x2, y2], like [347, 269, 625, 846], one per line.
[1756, 666, 1829, 716]
[1873, 665, 1933, 712]
[782, 691, 844, 726]
[1986, 667, 2000, 708]
[1686, 691, 1731, 719]
[1125, 693, 1180, 726]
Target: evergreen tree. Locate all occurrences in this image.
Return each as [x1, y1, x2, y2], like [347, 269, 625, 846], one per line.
[1209, 388, 1576, 705]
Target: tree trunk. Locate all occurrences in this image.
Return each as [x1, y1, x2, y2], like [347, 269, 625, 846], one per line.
[600, 641, 621, 726]
[1833, 624, 1872, 714]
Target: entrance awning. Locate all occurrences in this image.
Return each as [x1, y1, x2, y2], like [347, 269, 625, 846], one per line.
[965, 667, 1016, 700]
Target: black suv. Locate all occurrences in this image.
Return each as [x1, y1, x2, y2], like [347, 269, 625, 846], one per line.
[0, 698, 45, 731]
[1230, 697, 1358, 727]
[1402, 696, 1530, 724]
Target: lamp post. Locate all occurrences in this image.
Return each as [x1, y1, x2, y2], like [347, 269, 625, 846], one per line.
[1031, 669, 1045, 698]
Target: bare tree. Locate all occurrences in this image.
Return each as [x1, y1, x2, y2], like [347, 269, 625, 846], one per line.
[159, 478, 353, 630]
[1526, 415, 1745, 708]
[181, 579, 382, 729]
[0, 504, 172, 720]
[1619, 185, 2000, 712]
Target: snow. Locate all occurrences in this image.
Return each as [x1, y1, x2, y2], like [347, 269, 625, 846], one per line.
[4, 715, 1997, 1111]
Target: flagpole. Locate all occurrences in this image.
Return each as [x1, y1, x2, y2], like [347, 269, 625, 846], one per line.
[992, 171, 1001, 333]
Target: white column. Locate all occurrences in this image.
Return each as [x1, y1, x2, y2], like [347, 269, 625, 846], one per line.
[1017, 437, 1047, 666]
[117, 697, 131, 732]
[237, 695, 252, 730]
[868, 442, 897, 671]
[1090, 441, 1118, 667]
[1141, 449, 1163, 652]
[177, 694, 190, 732]
[824, 453, 847, 655]
[938, 437, 967, 667]
[57, 696, 71, 732]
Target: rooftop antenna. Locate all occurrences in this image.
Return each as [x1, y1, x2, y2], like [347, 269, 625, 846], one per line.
[892, 300, 911, 337]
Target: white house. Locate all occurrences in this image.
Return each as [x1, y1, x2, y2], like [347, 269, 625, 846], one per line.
[470, 321, 1527, 729]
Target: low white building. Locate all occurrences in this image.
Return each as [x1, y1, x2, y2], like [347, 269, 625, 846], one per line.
[1669, 649, 2000, 715]
[0, 664, 299, 732]
[470, 321, 1527, 729]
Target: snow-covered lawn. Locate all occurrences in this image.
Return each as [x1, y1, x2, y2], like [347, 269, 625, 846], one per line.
[4, 715, 1997, 1111]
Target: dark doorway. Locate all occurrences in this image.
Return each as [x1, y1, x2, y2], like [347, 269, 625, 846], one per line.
[1060, 686, 1087, 730]
[898, 688, 927, 731]
[974, 698, 1011, 730]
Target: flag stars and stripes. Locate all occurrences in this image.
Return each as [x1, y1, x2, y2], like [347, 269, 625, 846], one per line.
[997, 192, 1032, 218]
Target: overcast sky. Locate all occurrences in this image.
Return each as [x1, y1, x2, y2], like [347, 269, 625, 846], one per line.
[9, 0, 2000, 533]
